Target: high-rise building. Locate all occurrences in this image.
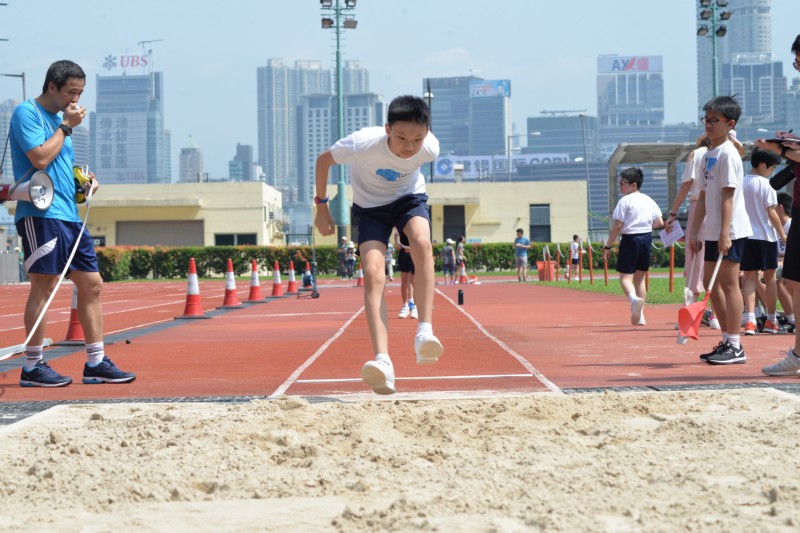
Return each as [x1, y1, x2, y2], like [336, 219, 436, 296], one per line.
[426, 76, 511, 157]
[720, 56, 786, 123]
[0, 99, 17, 181]
[256, 59, 331, 197]
[179, 135, 204, 183]
[229, 143, 254, 182]
[342, 60, 369, 94]
[596, 55, 664, 127]
[89, 71, 171, 184]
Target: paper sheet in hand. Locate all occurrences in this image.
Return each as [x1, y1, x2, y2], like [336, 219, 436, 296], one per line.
[660, 223, 684, 248]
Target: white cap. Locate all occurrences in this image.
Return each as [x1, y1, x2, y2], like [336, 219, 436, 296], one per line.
[446, 238, 455, 244]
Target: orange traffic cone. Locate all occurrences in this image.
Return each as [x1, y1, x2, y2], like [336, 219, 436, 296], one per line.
[218, 258, 243, 308]
[176, 257, 210, 319]
[270, 260, 285, 298]
[245, 260, 265, 303]
[458, 263, 468, 284]
[286, 260, 298, 294]
[55, 285, 85, 346]
[355, 261, 364, 287]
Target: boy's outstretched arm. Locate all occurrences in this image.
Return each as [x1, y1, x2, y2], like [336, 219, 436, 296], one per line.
[314, 150, 337, 236]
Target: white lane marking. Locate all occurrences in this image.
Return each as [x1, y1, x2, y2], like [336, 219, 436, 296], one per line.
[270, 306, 365, 397]
[435, 288, 564, 395]
[297, 373, 536, 384]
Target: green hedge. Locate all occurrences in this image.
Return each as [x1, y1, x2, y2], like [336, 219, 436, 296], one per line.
[94, 242, 687, 282]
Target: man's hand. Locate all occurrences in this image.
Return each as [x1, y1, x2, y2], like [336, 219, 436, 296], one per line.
[314, 204, 336, 236]
[62, 103, 86, 128]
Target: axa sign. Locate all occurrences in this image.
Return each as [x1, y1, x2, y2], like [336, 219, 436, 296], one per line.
[102, 54, 149, 71]
[597, 55, 662, 74]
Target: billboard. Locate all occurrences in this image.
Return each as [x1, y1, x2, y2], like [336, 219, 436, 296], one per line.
[469, 79, 511, 98]
[101, 53, 152, 75]
[597, 55, 662, 73]
[95, 113, 148, 184]
[435, 153, 570, 179]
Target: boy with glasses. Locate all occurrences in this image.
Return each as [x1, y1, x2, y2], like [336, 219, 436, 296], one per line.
[688, 96, 753, 365]
[603, 168, 664, 325]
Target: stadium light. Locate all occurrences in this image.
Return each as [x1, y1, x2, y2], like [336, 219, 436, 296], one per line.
[697, 0, 732, 97]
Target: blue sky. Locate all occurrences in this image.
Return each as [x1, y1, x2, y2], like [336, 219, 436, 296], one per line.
[0, 0, 797, 178]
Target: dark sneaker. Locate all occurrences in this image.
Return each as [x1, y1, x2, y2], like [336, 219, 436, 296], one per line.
[699, 341, 726, 362]
[83, 357, 136, 384]
[706, 343, 746, 365]
[20, 360, 72, 387]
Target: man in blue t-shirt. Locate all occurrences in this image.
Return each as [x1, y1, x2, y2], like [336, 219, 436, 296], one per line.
[514, 228, 531, 282]
[8, 60, 135, 388]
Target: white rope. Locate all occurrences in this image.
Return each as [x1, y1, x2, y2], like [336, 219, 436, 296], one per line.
[0, 182, 94, 361]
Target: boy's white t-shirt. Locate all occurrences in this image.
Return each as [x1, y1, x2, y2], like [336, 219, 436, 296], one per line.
[612, 191, 663, 234]
[682, 146, 708, 201]
[329, 126, 439, 208]
[742, 173, 778, 242]
[700, 140, 753, 241]
[570, 241, 579, 259]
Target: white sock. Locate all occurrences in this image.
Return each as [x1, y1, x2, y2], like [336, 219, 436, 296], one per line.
[728, 334, 740, 349]
[746, 312, 756, 323]
[628, 293, 638, 303]
[416, 322, 433, 337]
[86, 342, 105, 367]
[788, 314, 796, 324]
[24, 345, 43, 371]
[722, 332, 729, 343]
[768, 313, 777, 322]
[375, 353, 391, 365]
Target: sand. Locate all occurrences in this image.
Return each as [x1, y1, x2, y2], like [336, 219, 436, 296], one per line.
[1, 388, 800, 532]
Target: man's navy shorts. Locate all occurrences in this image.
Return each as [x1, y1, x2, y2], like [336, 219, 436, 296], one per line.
[16, 216, 98, 275]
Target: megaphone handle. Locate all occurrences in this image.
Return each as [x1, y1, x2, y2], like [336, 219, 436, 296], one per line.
[706, 254, 725, 294]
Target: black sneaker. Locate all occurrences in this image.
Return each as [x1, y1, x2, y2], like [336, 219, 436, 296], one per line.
[699, 341, 726, 362]
[706, 343, 747, 365]
[83, 357, 136, 384]
[20, 360, 72, 387]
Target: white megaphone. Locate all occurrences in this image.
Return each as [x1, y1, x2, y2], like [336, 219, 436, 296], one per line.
[0, 171, 54, 211]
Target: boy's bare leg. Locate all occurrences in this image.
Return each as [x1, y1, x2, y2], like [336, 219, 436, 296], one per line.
[359, 243, 389, 356]
[715, 261, 742, 335]
[404, 217, 434, 324]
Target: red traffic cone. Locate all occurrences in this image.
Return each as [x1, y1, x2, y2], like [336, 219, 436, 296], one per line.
[355, 261, 364, 287]
[270, 261, 285, 297]
[245, 260, 265, 303]
[55, 285, 85, 346]
[176, 257, 210, 319]
[218, 258, 242, 308]
[286, 260, 298, 294]
[458, 262, 468, 284]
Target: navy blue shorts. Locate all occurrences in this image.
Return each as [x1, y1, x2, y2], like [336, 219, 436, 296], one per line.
[17, 216, 98, 275]
[704, 238, 746, 264]
[740, 238, 778, 272]
[352, 193, 431, 247]
[442, 263, 455, 275]
[397, 251, 415, 274]
[616, 232, 652, 274]
[784, 207, 800, 283]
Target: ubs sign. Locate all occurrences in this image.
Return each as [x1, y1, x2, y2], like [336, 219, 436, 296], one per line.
[102, 54, 150, 73]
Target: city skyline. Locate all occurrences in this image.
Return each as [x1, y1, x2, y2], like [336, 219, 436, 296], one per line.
[0, 0, 798, 180]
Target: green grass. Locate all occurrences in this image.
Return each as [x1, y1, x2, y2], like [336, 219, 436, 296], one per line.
[535, 277, 685, 305]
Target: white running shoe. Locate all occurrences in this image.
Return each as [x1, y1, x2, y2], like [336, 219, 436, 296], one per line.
[630, 297, 645, 325]
[361, 359, 396, 395]
[410, 306, 418, 319]
[709, 317, 721, 330]
[398, 305, 410, 319]
[415, 333, 443, 365]
[761, 349, 800, 376]
[638, 311, 646, 326]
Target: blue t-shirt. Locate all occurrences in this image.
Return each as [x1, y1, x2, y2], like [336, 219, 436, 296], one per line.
[10, 99, 80, 223]
[514, 236, 530, 257]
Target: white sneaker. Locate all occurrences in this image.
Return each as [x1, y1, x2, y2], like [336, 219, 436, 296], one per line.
[630, 297, 645, 325]
[398, 305, 410, 319]
[638, 312, 646, 326]
[709, 317, 721, 330]
[762, 349, 800, 376]
[361, 359, 396, 395]
[409, 306, 418, 319]
[415, 333, 443, 365]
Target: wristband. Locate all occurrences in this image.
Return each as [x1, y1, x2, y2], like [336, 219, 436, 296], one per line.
[313, 195, 329, 205]
[603, 246, 611, 250]
[668, 212, 677, 217]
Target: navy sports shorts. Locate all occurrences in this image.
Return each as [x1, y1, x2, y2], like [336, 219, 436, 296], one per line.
[783, 207, 800, 283]
[616, 232, 652, 274]
[740, 238, 778, 272]
[704, 238, 746, 264]
[352, 193, 431, 247]
[16, 216, 98, 275]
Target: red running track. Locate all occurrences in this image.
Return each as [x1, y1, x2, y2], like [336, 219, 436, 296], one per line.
[0, 276, 796, 402]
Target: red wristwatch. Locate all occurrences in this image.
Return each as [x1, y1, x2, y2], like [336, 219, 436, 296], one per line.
[314, 195, 329, 205]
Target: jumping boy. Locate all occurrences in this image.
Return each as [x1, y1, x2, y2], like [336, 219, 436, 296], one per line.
[313, 95, 442, 395]
[740, 148, 786, 335]
[688, 95, 753, 365]
[603, 167, 664, 326]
